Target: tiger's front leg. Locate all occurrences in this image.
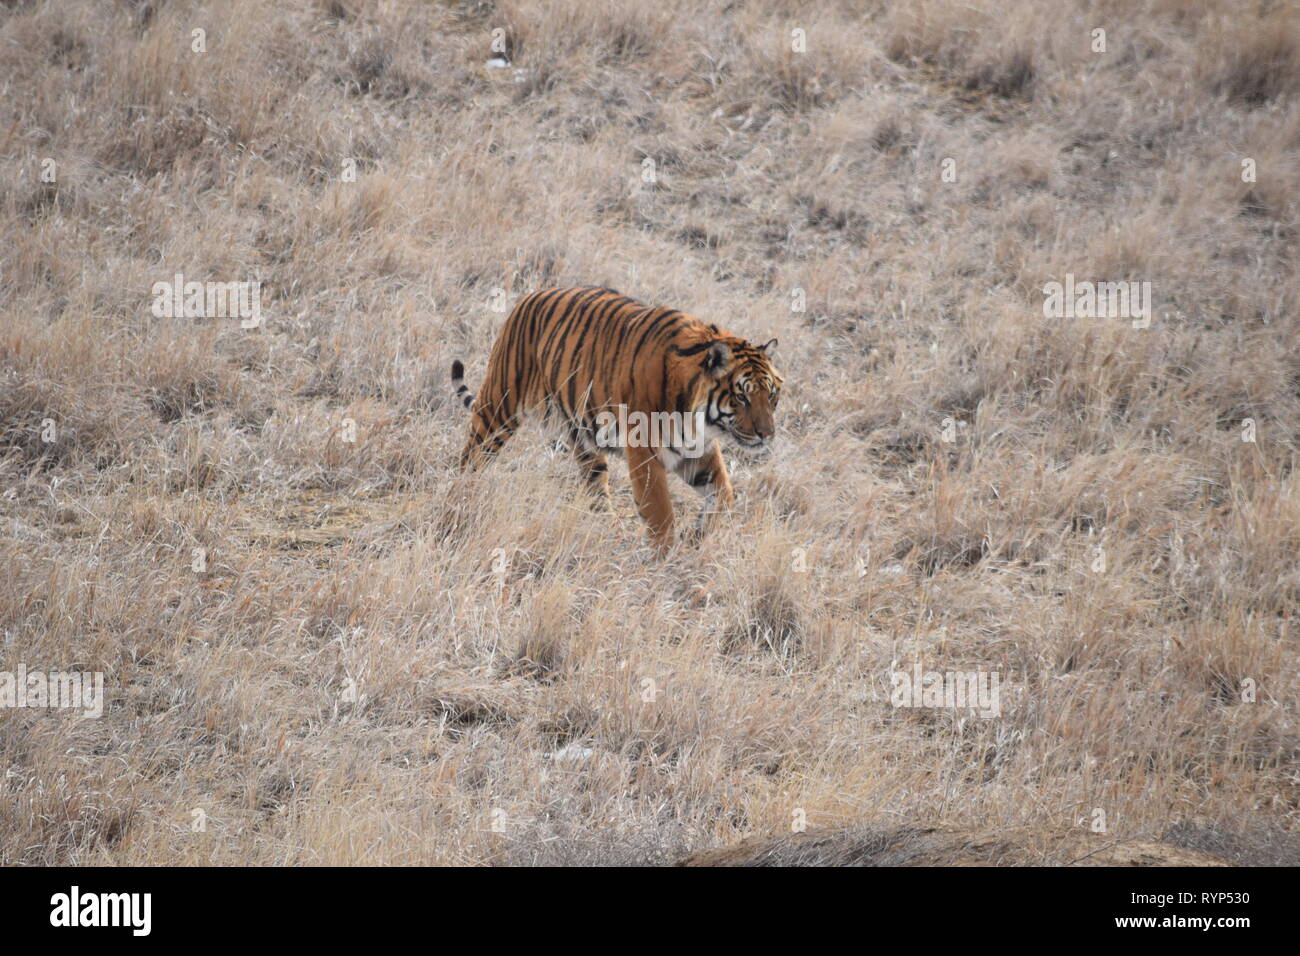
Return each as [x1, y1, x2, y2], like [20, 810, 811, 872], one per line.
[626, 444, 675, 554]
[675, 439, 734, 541]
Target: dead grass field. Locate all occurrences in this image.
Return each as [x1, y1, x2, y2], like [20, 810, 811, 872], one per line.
[1, 0, 1297, 865]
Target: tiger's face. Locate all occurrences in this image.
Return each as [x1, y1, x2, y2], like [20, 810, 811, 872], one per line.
[702, 336, 783, 454]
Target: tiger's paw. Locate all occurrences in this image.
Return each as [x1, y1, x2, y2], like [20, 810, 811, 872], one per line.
[682, 524, 707, 548]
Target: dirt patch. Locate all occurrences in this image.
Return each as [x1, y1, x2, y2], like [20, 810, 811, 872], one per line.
[676, 825, 1233, 867]
[230, 489, 417, 552]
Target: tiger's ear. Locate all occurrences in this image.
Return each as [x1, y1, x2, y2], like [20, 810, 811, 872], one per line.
[703, 340, 731, 377]
[759, 338, 778, 355]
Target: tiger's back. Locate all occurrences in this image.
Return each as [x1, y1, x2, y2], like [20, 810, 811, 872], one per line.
[455, 287, 688, 458]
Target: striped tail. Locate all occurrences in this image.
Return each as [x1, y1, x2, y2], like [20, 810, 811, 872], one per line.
[450, 360, 474, 409]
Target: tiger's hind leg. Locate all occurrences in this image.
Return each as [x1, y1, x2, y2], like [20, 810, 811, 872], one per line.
[570, 433, 612, 511]
[459, 399, 522, 472]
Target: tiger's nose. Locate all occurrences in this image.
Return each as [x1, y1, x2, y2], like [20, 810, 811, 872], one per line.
[755, 422, 774, 440]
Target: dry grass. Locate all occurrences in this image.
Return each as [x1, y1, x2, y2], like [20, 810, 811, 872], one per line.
[1, 0, 1297, 865]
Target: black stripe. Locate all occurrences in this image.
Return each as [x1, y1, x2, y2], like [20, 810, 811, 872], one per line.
[671, 341, 713, 357]
[548, 289, 609, 403]
[540, 287, 602, 370]
[519, 288, 568, 387]
[570, 293, 630, 411]
[600, 303, 646, 392]
[572, 294, 630, 361]
[628, 310, 683, 391]
[529, 288, 572, 365]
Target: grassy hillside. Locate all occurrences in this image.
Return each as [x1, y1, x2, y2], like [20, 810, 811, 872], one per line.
[1, 0, 1297, 864]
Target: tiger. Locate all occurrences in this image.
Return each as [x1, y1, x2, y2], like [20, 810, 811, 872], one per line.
[450, 286, 783, 553]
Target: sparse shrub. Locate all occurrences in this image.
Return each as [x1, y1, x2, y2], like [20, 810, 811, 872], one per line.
[725, 559, 806, 659]
[1204, 13, 1300, 106]
[510, 582, 574, 680]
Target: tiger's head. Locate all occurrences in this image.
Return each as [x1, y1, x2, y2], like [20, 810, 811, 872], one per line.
[698, 334, 784, 454]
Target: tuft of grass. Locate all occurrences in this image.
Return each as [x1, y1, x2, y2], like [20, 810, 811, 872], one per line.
[1204, 11, 1300, 106]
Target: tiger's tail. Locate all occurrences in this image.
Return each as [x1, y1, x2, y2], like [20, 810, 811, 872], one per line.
[450, 360, 474, 410]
